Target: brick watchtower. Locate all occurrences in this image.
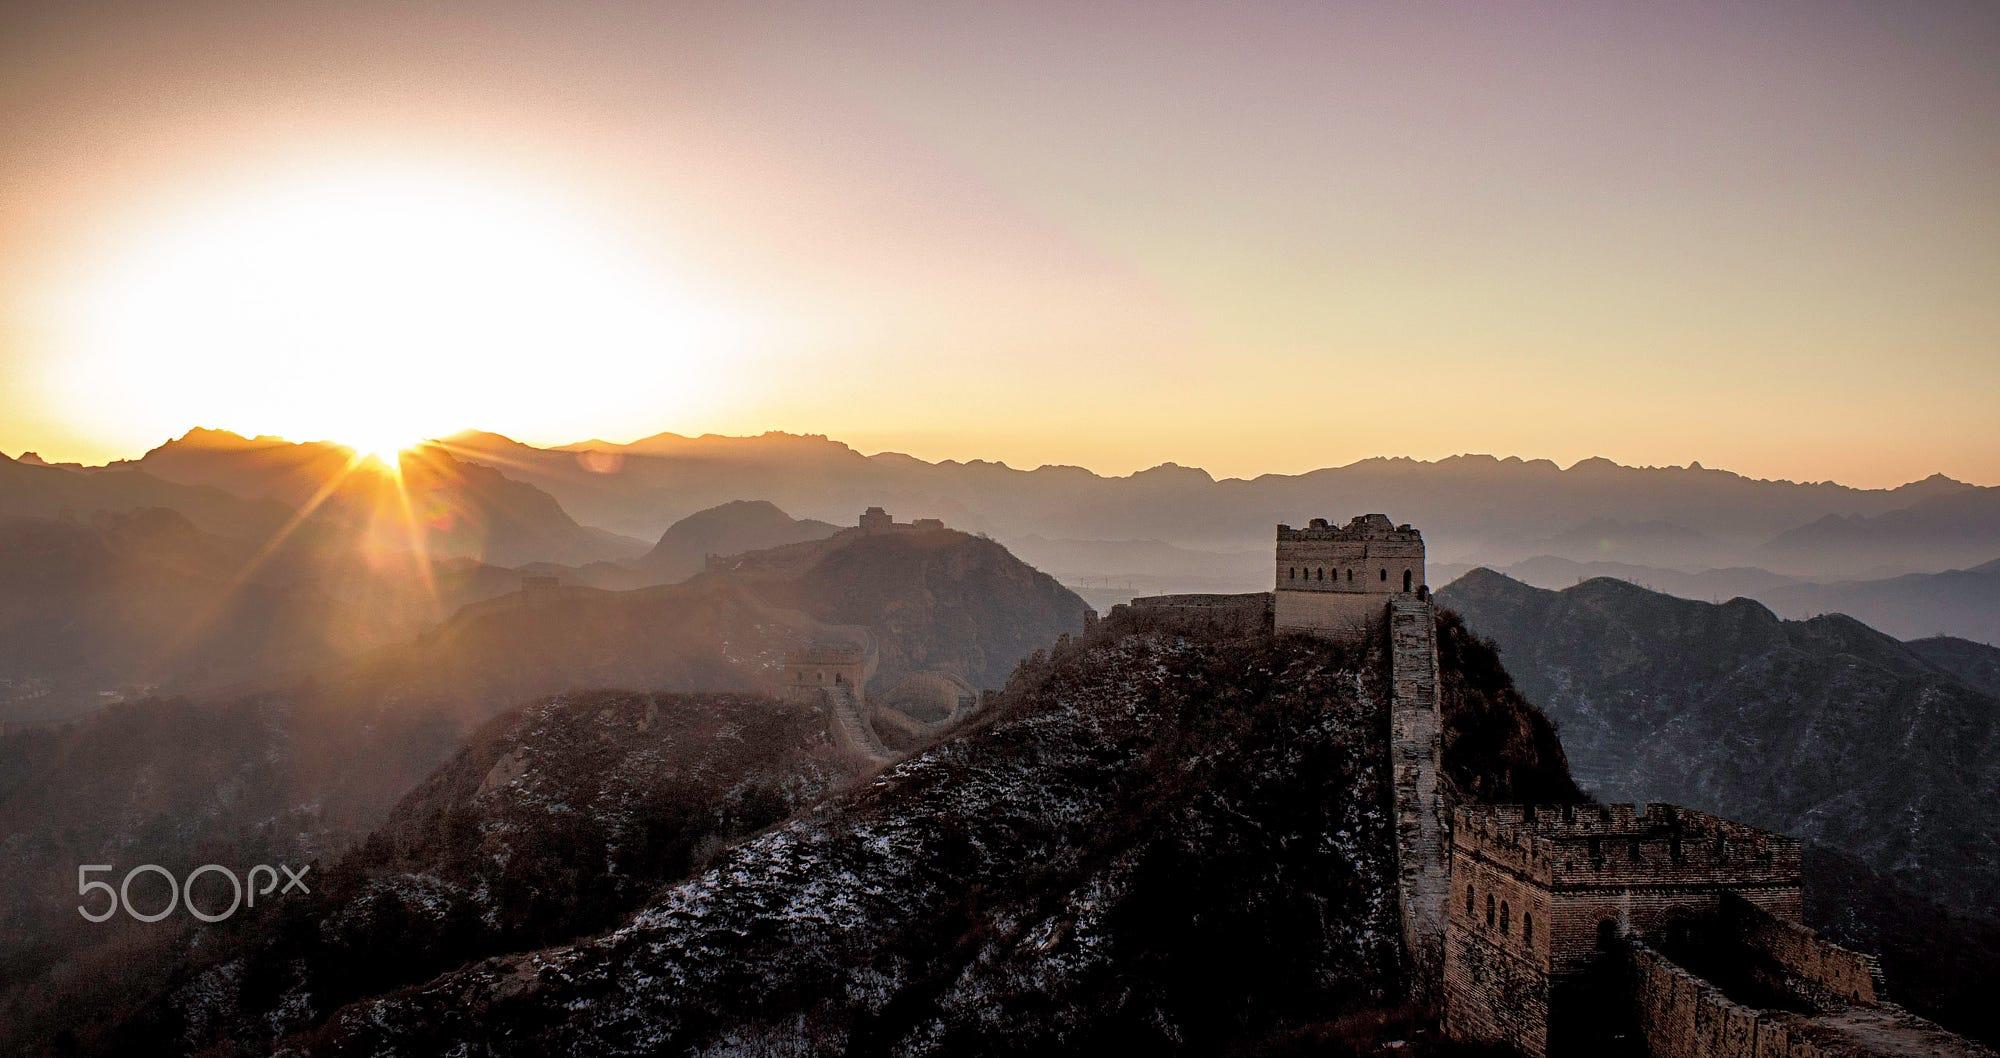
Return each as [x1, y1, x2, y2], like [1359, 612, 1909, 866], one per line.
[1443, 803, 1802, 1057]
[1273, 514, 1425, 640]
[781, 646, 867, 704]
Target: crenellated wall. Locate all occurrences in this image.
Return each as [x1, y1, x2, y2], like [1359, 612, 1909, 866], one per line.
[1718, 896, 1882, 1008]
[1443, 801, 1992, 1057]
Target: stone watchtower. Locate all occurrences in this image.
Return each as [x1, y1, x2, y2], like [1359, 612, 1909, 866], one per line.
[781, 645, 867, 704]
[1444, 803, 1802, 1057]
[1273, 514, 1425, 640]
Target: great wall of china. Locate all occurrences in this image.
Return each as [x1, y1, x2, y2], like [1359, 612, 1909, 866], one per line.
[1118, 513, 1990, 1057]
[768, 508, 1988, 1055]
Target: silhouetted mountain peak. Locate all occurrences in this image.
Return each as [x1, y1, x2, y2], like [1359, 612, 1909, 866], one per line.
[1127, 461, 1214, 484]
[636, 500, 839, 580]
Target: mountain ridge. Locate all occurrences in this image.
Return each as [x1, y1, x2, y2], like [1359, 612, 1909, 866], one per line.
[1437, 569, 2000, 917]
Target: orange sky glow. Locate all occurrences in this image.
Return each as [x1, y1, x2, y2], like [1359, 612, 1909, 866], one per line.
[2, 1, 1996, 488]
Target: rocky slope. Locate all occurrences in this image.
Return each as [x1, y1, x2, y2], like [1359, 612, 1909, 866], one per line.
[1905, 634, 2000, 698]
[39, 691, 864, 1056]
[290, 614, 1574, 1057]
[1436, 569, 2000, 916]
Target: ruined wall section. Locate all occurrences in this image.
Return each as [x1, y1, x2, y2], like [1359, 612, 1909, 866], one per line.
[1390, 595, 1449, 994]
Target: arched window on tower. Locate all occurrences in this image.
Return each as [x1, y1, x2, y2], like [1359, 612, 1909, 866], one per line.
[1466, 886, 1475, 915]
[1316, 567, 1324, 581]
[1288, 567, 1296, 580]
[1500, 902, 1510, 934]
[1380, 568, 1388, 582]
[1346, 568, 1353, 582]
[1523, 912, 1534, 945]
[1403, 569, 1413, 593]
[1485, 893, 1496, 928]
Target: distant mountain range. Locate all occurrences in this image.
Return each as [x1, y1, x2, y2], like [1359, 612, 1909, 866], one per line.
[115, 429, 649, 566]
[0, 447, 289, 540]
[14, 426, 1997, 597]
[1432, 555, 2000, 646]
[432, 430, 1989, 570]
[1758, 488, 2000, 576]
[1438, 570, 2000, 917]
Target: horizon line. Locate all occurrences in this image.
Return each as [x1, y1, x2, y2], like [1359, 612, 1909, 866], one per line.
[8, 424, 1990, 493]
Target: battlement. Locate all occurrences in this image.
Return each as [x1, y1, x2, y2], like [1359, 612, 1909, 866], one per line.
[1452, 803, 1800, 889]
[1276, 513, 1423, 543]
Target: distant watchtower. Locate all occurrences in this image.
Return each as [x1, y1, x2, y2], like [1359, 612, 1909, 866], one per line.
[1273, 514, 1425, 639]
[782, 645, 867, 704]
[858, 506, 894, 534]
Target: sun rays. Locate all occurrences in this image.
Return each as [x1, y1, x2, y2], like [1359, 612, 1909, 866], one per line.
[140, 443, 488, 680]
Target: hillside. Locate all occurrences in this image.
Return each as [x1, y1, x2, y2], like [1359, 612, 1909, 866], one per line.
[287, 613, 1573, 1056]
[0, 509, 521, 724]
[1906, 635, 2000, 698]
[0, 451, 289, 541]
[1436, 570, 2000, 916]
[747, 528, 1095, 689]
[634, 499, 840, 582]
[0, 526, 1090, 1030]
[1762, 560, 2000, 645]
[25, 690, 865, 1056]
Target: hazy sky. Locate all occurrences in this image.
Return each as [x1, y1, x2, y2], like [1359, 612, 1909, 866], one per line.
[2, 1, 1995, 485]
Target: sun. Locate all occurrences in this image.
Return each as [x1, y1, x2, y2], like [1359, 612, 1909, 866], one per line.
[345, 430, 427, 467]
[42, 160, 740, 457]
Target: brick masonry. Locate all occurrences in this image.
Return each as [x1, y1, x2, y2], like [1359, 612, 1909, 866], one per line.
[1390, 595, 1448, 993]
[1441, 803, 1992, 1057]
[1274, 513, 1425, 640]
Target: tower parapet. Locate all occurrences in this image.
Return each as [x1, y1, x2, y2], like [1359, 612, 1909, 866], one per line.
[1274, 514, 1425, 639]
